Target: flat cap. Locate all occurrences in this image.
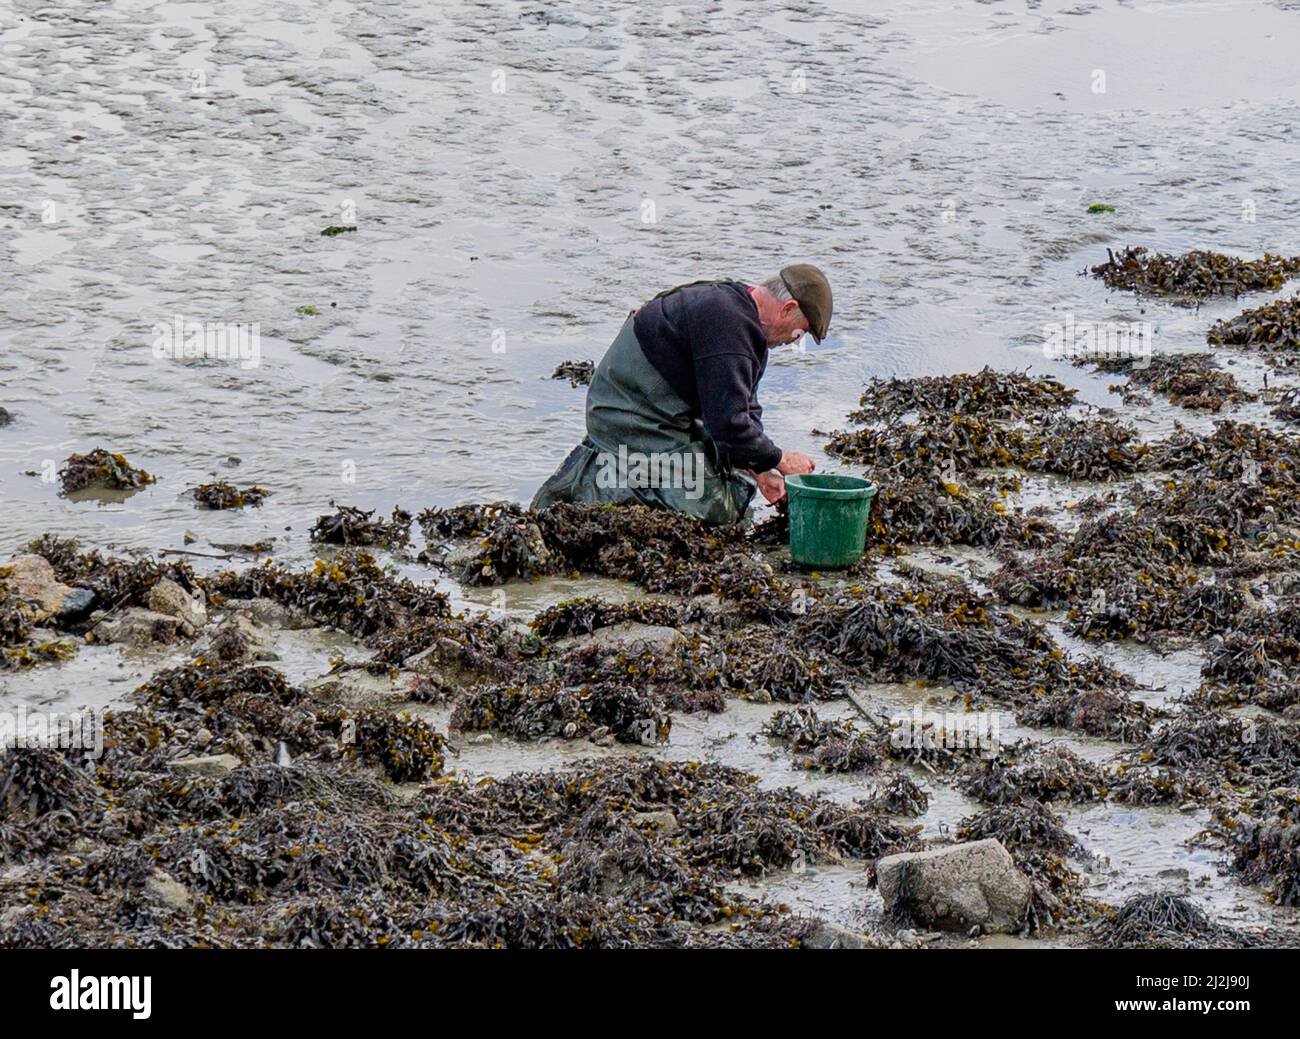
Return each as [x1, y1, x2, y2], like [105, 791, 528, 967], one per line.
[780, 263, 833, 343]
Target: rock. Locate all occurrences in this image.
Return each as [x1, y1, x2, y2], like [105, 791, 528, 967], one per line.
[218, 612, 279, 661]
[556, 621, 684, 654]
[183, 530, 198, 545]
[242, 596, 314, 631]
[876, 839, 1032, 935]
[631, 810, 680, 835]
[58, 587, 96, 620]
[143, 870, 194, 914]
[91, 608, 182, 646]
[804, 920, 872, 949]
[0, 406, 11, 427]
[147, 578, 207, 634]
[0, 554, 96, 624]
[165, 753, 242, 778]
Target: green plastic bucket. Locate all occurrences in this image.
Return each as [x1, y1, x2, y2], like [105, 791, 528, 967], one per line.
[786, 474, 877, 569]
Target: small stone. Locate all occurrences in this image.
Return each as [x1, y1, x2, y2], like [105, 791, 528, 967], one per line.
[147, 578, 207, 632]
[143, 870, 194, 914]
[804, 920, 872, 949]
[165, 753, 242, 778]
[631, 810, 680, 835]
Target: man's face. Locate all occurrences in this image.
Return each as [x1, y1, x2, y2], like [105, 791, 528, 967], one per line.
[766, 299, 811, 346]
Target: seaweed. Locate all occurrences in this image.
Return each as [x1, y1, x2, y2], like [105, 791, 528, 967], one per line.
[1092, 893, 1262, 949]
[26, 535, 200, 618]
[352, 710, 445, 782]
[1205, 788, 1300, 906]
[58, 448, 156, 494]
[1090, 246, 1300, 300]
[1085, 353, 1256, 412]
[309, 503, 411, 548]
[206, 553, 449, 639]
[192, 482, 269, 510]
[763, 706, 886, 773]
[847, 368, 1076, 425]
[530, 597, 687, 638]
[1207, 294, 1300, 364]
[957, 744, 1108, 805]
[552, 360, 594, 387]
[449, 680, 670, 745]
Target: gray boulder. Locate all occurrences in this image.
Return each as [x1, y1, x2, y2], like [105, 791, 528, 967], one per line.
[876, 839, 1032, 935]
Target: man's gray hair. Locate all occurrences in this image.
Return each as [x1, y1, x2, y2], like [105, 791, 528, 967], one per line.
[760, 274, 793, 302]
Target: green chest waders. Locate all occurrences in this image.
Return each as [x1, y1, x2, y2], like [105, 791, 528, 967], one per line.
[531, 308, 757, 525]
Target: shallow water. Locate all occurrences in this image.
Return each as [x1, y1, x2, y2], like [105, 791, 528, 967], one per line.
[3, 0, 1298, 559]
[3, 0, 1300, 941]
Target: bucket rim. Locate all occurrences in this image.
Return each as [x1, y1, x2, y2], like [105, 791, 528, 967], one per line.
[785, 473, 877, 499]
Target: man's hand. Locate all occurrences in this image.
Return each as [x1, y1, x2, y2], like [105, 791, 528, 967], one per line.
[777, 451, 816, 476]
[754, 470, 786, 504]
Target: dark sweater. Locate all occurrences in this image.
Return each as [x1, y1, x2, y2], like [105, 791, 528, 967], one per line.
[632, 281, 783, 472]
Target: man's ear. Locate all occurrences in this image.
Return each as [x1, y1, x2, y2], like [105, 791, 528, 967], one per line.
[782, 299, 801, 317]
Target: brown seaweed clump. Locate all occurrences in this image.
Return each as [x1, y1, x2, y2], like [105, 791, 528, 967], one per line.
[827, 412, 1147, 486]
[1090, 893, 1262, 949]
[552, 360, 594, 387]
[791, 575, 1141, 721]
[207, 552, 449, 639]
[1085, 353, 1256, 412]
[991, 470, 1294, 642]
[449, 679, 671, 745]
[309, 503, 411, 548]
[191, 482, 269, 509]
[1205, 788, 1300, 907]
[58, 448, 156, 495]
[0, 735, 915, 947]
[530, 597, 688, 638]
[763, 706, 886, 774]
[957, 744, 1109, 806]
[848, 367, 1076, 424]
[1270, 386, 1300, 425]
[1207, 294, 1300, 364]
[1090, 246, 1300, 300]
[1200, 596, 1300, 712]
[1115, 708, 1300, 799]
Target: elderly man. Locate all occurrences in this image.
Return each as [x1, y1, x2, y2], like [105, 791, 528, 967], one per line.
[531, 264, 832, 524]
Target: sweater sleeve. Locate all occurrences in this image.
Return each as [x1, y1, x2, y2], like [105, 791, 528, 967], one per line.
[691, 350, 783, 471]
